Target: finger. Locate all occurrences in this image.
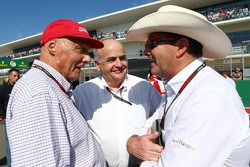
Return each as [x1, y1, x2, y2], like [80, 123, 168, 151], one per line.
[142, 155, 159, 162]
[147, 151, 161, 161]
[151, 143, 164, 153]
[140, 149, 162, 161]
[143, 139, 164, 152]
[148, 131, 160, 141]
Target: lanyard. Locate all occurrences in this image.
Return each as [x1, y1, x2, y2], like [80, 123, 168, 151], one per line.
[32, 64, 89, 118]
[160, 62, 206, 130]
[33, 64, 102, 138]
[106, 87, 132, 106]
[32, 64, 69, 96]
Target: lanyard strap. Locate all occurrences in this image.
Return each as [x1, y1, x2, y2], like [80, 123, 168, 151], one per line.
[33, 64, 102, 138]
[160, 62, 206, 130]
[32, 64, 69, 96]
[32, 64, 88, 117]
[106, 87, 132, 106]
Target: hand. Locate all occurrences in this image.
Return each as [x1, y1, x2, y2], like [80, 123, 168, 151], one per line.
[127, 128, 163, 162]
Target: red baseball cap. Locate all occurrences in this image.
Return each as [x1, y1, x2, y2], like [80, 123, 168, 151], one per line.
[41, 19, 104, 49]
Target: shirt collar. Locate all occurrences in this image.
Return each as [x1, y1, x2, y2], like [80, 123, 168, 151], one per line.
[166, 58, 204, 95]
[99, 75, 128, 91]
[33, 60, 71, 92]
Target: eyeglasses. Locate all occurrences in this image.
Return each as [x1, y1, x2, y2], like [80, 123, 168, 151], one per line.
[145, 37, 176, 50]
[103, 55, 127, 63]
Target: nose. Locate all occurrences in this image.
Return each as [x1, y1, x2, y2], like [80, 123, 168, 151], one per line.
[82, 54, 91, 64]
[114, 57, 123, 67]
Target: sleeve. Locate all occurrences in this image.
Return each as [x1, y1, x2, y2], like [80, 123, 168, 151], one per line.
[7, 93, 72, 166]
[141, 88, 245, 167]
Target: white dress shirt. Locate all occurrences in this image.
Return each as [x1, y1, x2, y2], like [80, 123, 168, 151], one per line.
[73, 74, 162, 167]
[6, 60, 106, 166]
[225, 76, 236, 87]
[142, 58, 250, 167]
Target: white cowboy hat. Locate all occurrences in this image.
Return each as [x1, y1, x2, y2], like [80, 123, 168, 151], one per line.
[126, 5, 232, 59]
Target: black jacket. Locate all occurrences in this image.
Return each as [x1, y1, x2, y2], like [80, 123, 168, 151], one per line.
[0, 82, 14, 118]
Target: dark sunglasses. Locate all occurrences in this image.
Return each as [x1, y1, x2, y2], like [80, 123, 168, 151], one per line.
[145, 38, 176, 50]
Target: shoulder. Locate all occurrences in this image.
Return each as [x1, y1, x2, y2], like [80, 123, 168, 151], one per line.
[127, 74, 148, 84]
[74, 77, 101, 94]
[0, 83, 8, 89]
[126, 74, 160, 94]
[127, 74, 155, 88]
[192, 67, 240, 103]
[12, 69, 51, 100]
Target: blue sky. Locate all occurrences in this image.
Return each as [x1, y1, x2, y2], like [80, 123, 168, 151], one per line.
[0, 0, 157, 45]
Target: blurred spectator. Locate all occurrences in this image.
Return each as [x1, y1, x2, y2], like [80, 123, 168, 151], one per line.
[148, 69, 166, 95]
[0, 68, 20, 166]
[232, 67, 243, 80]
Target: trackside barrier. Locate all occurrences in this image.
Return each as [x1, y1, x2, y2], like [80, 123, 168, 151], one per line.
[235, 80, 250, 115]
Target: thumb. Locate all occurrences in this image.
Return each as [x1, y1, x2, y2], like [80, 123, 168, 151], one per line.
[148, 131, 160, 141]
[147, 127, 152, 134]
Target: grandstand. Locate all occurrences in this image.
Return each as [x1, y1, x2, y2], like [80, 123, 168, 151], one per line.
[0, 0, 250, 82]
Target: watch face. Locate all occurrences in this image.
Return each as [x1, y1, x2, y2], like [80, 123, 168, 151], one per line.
[10, 61, 16, 67]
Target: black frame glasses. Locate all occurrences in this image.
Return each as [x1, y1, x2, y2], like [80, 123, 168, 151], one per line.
[145, 38, 176, 50]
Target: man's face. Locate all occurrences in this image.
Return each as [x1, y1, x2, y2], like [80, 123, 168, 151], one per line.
[144, 33, 178, 81]
[96, 40, 128, 88]
[54, 37, 90, 82]
[8, 71, 19, 85]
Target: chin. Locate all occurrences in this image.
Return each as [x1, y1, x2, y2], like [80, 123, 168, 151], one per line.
[69, 73, 80, 82]
[114, 72, 126, 77]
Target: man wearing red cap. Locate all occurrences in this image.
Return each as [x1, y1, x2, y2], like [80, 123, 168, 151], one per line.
[6, 19, 106, 166]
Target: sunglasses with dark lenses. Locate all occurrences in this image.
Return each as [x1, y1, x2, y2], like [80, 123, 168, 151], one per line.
[145, 38, 176, 50]
[104, 55, 127, 63]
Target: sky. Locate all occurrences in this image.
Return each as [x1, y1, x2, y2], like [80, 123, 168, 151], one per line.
[0, 0, 157, 45]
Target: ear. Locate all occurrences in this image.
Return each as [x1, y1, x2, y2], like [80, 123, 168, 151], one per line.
[45, 40, 57, 56]
[176, 38, 189, 58]
[95, 60, 101, 72]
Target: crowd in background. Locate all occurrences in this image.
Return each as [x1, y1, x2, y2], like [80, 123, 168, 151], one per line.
[200, 4, 249, 22]
[5, 47, 40, 59]
[94, 30, 128, 40]
[1, 2, 250, 81]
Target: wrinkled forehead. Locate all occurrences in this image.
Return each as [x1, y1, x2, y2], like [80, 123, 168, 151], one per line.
[100, 44, 125, 58]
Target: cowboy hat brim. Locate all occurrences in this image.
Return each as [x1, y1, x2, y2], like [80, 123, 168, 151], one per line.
[126, 5, 232, 59]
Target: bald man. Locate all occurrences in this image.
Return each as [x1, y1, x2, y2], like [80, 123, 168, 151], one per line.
[6, 19, 106, 166]
[73, 38, 162, 167]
